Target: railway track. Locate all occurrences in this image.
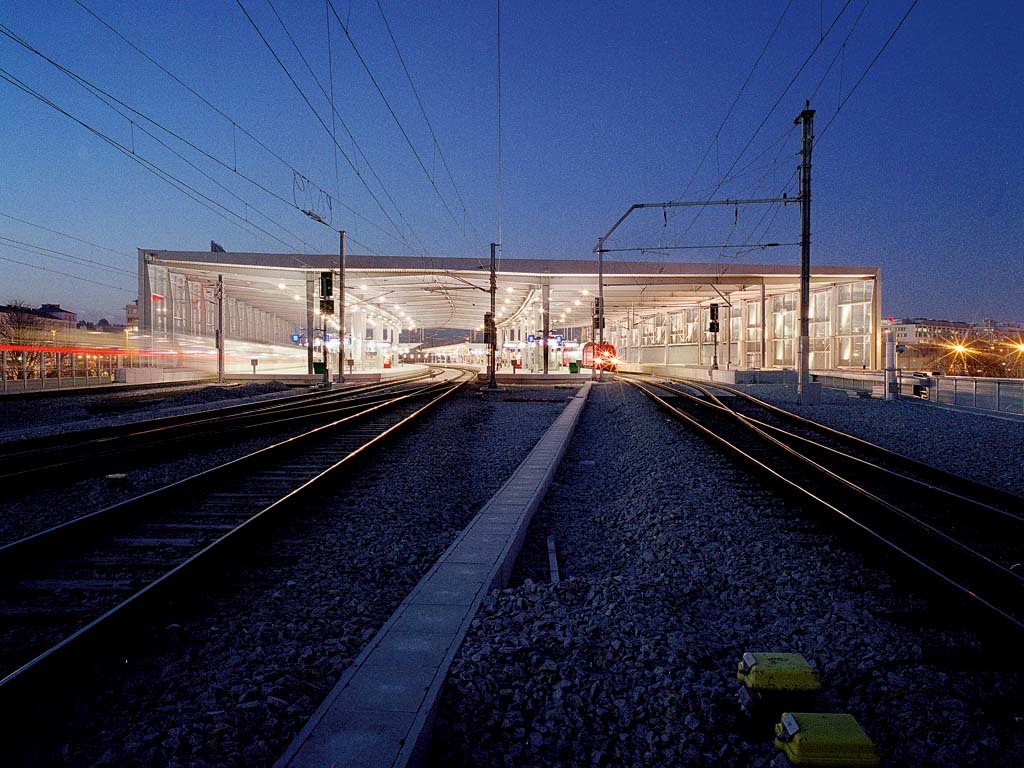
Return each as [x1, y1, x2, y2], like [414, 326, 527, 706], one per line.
[0, 368, 472, 701]
[0, 369, 438, 482]
[620, 373, 1024, 636]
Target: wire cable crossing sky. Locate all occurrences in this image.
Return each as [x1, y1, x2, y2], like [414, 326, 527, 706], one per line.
[0, 0, 1019, 322]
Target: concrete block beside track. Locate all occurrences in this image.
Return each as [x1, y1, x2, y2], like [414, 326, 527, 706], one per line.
[277, 382, 592, 768]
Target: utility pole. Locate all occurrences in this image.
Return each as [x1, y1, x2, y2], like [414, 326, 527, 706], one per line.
[795, 102, 815, 403]
[216, 274, 225, 383]
[338, 229, 346, 383]
[488, 242, 498, 388]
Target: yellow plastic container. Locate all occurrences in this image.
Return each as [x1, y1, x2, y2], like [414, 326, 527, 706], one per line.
[774, 712, 880, 767]
[737, 652, 821, 693]
[737, 652, 821, 716]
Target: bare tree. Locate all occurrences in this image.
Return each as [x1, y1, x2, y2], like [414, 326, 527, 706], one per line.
[0, 300, 45, 378]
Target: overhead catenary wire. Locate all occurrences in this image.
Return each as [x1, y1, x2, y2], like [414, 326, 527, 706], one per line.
[374, 0, 481, 244]
[0, 65, 304, 253]
[71, 0, 394, 253]
[817, 0, 920, 144]
[0, 211, 135, 261]
[0, 23, 384, 260]
[808, 0, 871, 106]
[262, 0, 424, 253]
[325, 0, 469, 246]
[674, 0, 796, 204]
[667, 0, 854, 245]
[0, 29, 311, 254]
[235, 0, 417, 251]
[0, 253, 132, 293]
[738, 0, 918, 255]
[0, 235, 134, 277]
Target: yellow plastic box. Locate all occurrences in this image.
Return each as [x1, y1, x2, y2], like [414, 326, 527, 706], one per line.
[737, 652, 821, 716]
[737, 652, 821, 693]
[774, 712, 880, 767]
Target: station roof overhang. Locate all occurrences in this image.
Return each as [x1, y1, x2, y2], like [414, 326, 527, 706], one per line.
[140, 250, 880, 331]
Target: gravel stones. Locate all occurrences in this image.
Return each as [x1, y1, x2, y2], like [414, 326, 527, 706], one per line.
[431, 381, 1024, 767]
[734, 383, 1024, 496]
[4, 385, 575, 766]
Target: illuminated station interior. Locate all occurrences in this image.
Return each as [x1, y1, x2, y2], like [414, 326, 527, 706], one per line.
[138, 250, 881, 376]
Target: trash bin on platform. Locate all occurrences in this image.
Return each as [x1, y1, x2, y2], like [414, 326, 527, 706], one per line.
[312, 362, 326, 374]
[569, 361, 579, 374]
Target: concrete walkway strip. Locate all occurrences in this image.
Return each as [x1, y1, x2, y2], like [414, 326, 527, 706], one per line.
[277, 382, 592, 768]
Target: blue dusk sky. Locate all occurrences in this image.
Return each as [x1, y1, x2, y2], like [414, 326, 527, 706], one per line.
[0, 0, 1021, 322]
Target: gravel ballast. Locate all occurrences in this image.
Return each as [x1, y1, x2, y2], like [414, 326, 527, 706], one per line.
[5, 385, 576, 767]
[0, 384, 333, 546]
[0, 381, 296, 442]
[734, 383, 1024, 496]
[431, 381, 1024, 767]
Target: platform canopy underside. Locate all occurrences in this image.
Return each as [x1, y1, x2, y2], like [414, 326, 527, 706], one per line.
[140, 251, 879, 332]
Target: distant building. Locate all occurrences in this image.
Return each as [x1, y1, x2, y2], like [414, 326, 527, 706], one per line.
[885, 317, 970, 344]
[125, 300, 140, 331]
[0, 303, 77, 330]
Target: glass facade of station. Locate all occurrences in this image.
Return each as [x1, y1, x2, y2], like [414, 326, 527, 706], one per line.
[610, 279, 877, 370]
[145, 263, 290, 344]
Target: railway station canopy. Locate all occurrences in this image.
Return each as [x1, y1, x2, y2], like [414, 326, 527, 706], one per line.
[139, 250, 882, 371]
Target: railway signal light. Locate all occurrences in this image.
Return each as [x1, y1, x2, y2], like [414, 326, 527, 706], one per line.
[320, 271, 333, 298]
[320, 299, 335, 314]
[483, 312, 495, 345]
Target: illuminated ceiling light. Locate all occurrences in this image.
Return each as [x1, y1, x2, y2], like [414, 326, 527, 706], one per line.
[504, 299, 510, 305]
[360, 284, 368, 291]
[506, 287, 514, 294]
[581, 289, 590, 295]
[278, 283, 287, 290]
[574, 300, 581, 306]
[293, 294, 301, 301]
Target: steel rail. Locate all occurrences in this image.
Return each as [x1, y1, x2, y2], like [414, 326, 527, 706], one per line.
[676, 375, 1022, 510]
[0, 369, 432, 457]
[0, 370, 473, 699]
[623, 376, 1024, 636]
[646, 378, 1024, 580]
[0, 370, 439, 481]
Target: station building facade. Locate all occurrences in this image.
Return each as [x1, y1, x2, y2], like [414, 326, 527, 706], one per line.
[138, 250, 881, 373]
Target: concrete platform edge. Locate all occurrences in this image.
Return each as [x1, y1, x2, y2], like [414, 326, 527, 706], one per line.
[275, 381, 592, 768]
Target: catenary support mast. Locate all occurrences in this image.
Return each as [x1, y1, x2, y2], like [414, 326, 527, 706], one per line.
[796, 103, 815, 401]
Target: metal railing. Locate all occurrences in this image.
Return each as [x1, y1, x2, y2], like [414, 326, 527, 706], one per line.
[933, 376, 1024, 415]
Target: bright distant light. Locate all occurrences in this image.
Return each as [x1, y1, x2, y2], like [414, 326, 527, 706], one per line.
[574, 299, 581, 306]
[506, 287, 514, 294]
[293, 294, 301, 301]
[581, 289, 590, 295]
[360, 284, 368, 290]
[952, 344, 967, 354]
[504, 299, 510, 304]
[278, 283, 286, 290]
